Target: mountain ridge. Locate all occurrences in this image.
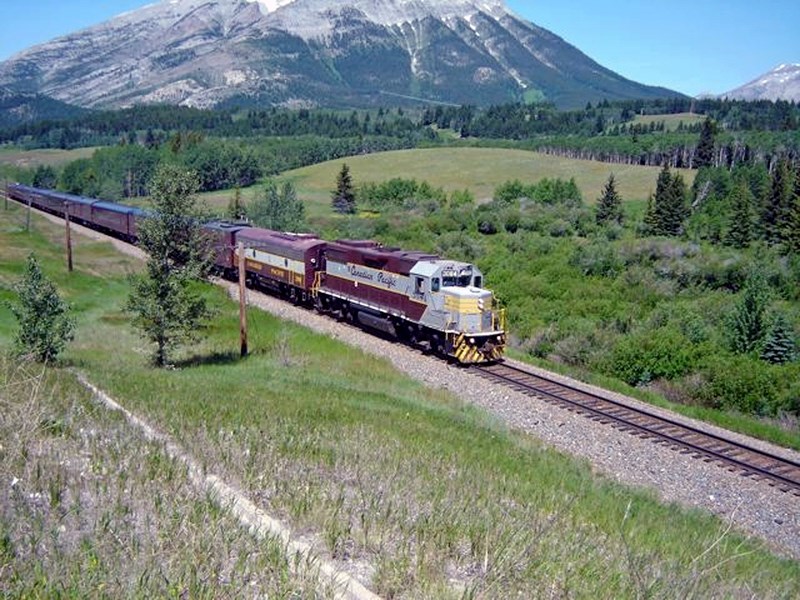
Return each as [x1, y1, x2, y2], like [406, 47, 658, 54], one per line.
[720, 63, 800, 102]
[0, 0, 683, 110]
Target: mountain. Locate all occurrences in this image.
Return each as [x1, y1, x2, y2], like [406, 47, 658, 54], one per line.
[0, 87, 87, 128]
[721, 64, 800, 102]
[0, 0, 682, 110]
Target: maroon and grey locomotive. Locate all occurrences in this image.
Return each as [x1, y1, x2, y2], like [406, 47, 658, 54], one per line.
[8, 183, 506, 363]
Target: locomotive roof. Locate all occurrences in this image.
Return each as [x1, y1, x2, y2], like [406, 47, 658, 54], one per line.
[236, 227, 325, 258]
[327, 239, 439, 276]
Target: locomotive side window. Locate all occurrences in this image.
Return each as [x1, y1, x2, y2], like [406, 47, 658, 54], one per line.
[431, 277, 440, 292]
[474, 276, 482, 288]
[415, 277, 424, 295]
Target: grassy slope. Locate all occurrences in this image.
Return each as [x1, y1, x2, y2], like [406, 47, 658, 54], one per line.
[1, 201, 798, 597]
[199, 147, 697, 217]
[630, 112, 706, 131]
[0, 147, 97, 169]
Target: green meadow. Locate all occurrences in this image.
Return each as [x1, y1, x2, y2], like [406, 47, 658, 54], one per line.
[1, 196, 797, 597]
[199, 147, 696, 217]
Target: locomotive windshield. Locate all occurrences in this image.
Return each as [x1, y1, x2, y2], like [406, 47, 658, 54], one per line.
[441, 267, 474, 288]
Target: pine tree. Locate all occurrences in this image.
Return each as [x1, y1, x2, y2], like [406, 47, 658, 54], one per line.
[331, 163, 356, 215]
[664, 171, 689, 235]
[227, 187, 247, 220]
[127, 165, 212, 367]
[763, 159, 792, 244]
[694, 117, 716, 168]
[760, 313, 797, 364]
[725, 179, 754, 248]
[727, 269, 771, 355]
[643, 192, 658, 234]
[7, 254, 75, 363]
[595, 173, 623, 225]
[786, 164, 800, 255]
[646, 165, 687, 236]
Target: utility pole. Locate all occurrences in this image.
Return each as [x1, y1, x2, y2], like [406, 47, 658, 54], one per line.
[65, 201, 73, 272]
[237, 241, 248, 358]
[3, 179, 7, 211]
[26, 197, 31, 232]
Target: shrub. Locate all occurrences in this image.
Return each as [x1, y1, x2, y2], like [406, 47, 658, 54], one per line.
[569, 241, 622, 278]
[695, 355, 780, 415]
[606, 327, 700, 387]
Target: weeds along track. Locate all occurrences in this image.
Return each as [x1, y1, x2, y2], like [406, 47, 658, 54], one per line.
[473, 362, 800, 496]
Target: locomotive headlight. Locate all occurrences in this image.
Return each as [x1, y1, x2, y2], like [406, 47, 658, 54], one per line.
[469, 337, 475, 344]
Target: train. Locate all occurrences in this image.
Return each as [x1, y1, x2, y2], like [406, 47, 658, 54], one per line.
[6, 183, 506, 364]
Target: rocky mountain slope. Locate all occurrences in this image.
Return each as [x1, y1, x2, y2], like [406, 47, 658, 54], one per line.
[721, 63, 800, 102]
[0, 0, 681, 110]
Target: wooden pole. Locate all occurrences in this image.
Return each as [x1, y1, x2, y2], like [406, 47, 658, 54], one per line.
[65, 201, 73, 272]
[3, 179, 7, 211]
[237, 241, 248, 358]
[26, 197, 31, 232]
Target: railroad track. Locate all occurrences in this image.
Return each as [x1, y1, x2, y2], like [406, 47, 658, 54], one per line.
[473, 361, 800, 496]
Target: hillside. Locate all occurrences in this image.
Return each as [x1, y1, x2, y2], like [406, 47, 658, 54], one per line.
[200, 147, 696, 216]
[1, 202, 798, 596]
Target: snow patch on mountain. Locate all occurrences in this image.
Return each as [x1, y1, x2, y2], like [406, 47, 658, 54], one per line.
[246, 0, 297, 14]
[722, 63, 800, 102]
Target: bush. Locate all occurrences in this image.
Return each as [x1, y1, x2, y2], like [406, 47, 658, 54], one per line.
[606, 327, 701, 386]
[569, 241, 622, 278]
[695, 355, 780, 415]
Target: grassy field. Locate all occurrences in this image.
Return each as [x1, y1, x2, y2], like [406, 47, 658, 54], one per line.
[1, 201, 798, 597]
[0, 146, 97, 169]
[200, 147, 696, 218]
[630, 112, 706, 132]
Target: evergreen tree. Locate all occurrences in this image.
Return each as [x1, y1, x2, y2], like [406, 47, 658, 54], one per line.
[248, 180, 305, 231]
[725, 179, 754, 248]
[665, 172, 689, 235]
[763, 159, 793, 244]
[595, 173, 623, 225]
[227, 186, 247, 220]
[787, 164, 800, 254]
[727, 269, 771, 355]
[127, 165, 212, 367]
[694, 117, 716, 168]
[331, 163, 356, 215]
[643, 192, 659, 234]
[645, 165, 687, 236]
[760, 312, 797, 364]
[7, 254, 75, 363]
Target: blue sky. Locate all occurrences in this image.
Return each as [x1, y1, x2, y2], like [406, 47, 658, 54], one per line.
[0, 1, 798, 97]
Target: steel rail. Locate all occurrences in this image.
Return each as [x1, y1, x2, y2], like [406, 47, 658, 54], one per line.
[474, 361, 800, 495]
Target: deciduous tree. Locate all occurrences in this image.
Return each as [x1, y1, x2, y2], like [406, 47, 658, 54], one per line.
[127, 165, 212, 367]
[248, 180, 305, 231]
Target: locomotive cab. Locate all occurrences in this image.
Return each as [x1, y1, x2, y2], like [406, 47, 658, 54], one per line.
[411, 261, 505, 363]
